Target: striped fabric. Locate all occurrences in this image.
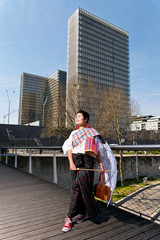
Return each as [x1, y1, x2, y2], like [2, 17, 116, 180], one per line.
[72, 127, 100, 148]
[72, 127, 100, 156]
[85, 137, 98, 156]
[67, 154, 100, 219]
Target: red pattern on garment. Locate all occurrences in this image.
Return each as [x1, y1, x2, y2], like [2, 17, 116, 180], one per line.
[72, 127, 100, 148]
[85, 137, 98, 156]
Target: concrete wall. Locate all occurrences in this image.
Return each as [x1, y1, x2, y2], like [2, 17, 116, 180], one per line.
[0, 154, 159, 187]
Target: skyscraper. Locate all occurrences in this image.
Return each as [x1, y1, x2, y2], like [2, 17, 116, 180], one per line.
[18, 73, 48, 125]
[67, 8, 130, 124]
[47, 70, 66, 128]
[19, 70, 66, 127]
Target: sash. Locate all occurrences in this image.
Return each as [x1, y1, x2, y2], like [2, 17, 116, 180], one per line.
[72, 127, 100, 148]
[85, 137, 98, 156]
[72, 127, 100, 156]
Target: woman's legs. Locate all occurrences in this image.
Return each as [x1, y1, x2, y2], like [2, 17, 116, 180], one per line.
[78, 155, 100, 218]
[67, 170, 86, 218]
[67, 154, 100, 219]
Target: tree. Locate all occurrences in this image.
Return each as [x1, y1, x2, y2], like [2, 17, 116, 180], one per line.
[150, 131, 160, 144]
[99, 88, 140, 186]
[102, 89, 140, 145]
[42, 77, 108, 139]
[139, 130, 150, 144]
[43, 80, 140, 186]
[126, 131, 138, 145]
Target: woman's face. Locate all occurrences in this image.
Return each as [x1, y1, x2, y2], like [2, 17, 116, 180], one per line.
[75, 113, 86, 127]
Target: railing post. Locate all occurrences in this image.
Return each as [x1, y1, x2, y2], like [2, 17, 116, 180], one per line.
[15, 149, 17, 168]
[5, 151, 8, 165]
[119, 150, 124, 186]
[136, 151, 139, 181]
[29, 149, 32, 174]
[53, 151, 58, 184]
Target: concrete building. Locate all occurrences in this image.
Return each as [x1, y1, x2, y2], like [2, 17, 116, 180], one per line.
[130, 115, 160, 132]
[67, 8, 130, 124]
[19, 70, 66, 127]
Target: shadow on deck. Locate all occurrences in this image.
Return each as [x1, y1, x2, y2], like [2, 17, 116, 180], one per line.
[0, 163, 160, 240]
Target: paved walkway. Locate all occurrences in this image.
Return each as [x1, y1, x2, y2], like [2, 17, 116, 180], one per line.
[116, 182, 160, 223]
[0, 163, 160, 240]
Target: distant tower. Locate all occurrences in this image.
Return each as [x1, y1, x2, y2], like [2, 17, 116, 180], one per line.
[67, 8, 130, 125]
[19, 71, 66, 127]
[47, 70, 66, 128]
[18, 73, 48, 125]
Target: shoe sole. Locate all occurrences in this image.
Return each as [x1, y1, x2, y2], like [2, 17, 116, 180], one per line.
[74, 216, 88, 223]
[62, 227, 72, 232]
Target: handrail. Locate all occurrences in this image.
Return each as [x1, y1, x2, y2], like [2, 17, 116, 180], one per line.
[110, 144, 160, 151]
[0, 145, 60, 184]
[0, 146, 62, 150]
[0, 145, 160, 151]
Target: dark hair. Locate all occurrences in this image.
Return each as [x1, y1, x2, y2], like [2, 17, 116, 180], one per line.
[77, 110, 89, 123]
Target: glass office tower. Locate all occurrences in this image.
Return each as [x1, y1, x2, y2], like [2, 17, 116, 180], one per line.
[67, 8, 130, 124]
[18, 73, 48, 125]
[19, 71, 66, 127]
[47, 70, 66, 128]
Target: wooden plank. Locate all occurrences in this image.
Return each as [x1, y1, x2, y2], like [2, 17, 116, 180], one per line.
[126, 225, 160, 240]
[18, 215, 123, 240]
[112, 223, 159, 240]
[43, 211, 148, 240]
[0, 163, 160, 240]
[76, 222, 159, 240]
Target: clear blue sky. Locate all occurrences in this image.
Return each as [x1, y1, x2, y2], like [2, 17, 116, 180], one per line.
[0, 0, 160, 124]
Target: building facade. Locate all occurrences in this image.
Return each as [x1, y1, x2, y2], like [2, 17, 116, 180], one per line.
[67, 8, 130, 124]
[18, 73, 48, 125]
[46, 70, 66, 128]
[130, 115, 160, 132]
[19, 71, 66, 127]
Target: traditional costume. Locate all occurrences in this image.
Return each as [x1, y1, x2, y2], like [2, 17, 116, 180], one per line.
[63, 127, 117, 219]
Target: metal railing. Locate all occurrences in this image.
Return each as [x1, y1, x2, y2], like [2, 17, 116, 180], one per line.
[0, 145, 160, 224]
[0, 146, 61, 184]
[111, 145, 160, 224]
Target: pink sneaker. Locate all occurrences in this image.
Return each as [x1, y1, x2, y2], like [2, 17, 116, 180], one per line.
[62, 217, 72, 232]
[74, 215, 88, 223]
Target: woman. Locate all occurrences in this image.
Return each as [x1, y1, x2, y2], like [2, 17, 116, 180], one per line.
[62, 110, 117, 232]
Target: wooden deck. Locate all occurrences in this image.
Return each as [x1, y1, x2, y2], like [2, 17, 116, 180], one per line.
[0, 163, 160, 240]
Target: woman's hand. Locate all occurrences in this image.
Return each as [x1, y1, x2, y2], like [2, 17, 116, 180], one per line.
[70, 162, 77, 171]
[68, 149, 76, 171]
[99, 163, 105, 173]
[97, 151, 105, 172]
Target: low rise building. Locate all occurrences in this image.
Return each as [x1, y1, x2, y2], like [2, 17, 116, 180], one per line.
[130, 115, 160, 132]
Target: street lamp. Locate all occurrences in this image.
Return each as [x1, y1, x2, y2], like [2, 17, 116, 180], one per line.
[6, 90, 15, 124]
[3, 109, 19, 124]
[6, 90, 10, 124]
[40, 95, 48, 126]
